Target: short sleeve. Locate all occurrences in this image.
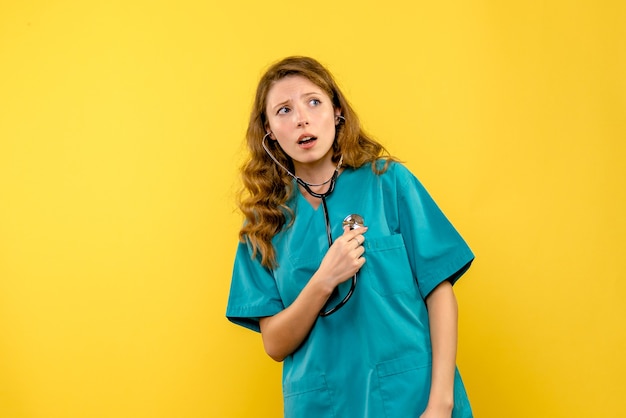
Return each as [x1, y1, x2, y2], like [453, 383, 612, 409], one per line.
[225, 240, 285, 332]
[395, 165, 474, 299]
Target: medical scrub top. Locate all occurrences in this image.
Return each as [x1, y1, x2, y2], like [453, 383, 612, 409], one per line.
[226, 161, 474, 418]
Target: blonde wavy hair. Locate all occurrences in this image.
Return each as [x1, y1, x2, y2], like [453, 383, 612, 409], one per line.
[239, 56, 395, 268]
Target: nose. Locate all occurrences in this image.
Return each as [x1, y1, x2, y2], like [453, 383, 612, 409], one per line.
[293, 105, 309, 127]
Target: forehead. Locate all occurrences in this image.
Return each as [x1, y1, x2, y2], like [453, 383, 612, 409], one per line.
[266, 75, 329, 105]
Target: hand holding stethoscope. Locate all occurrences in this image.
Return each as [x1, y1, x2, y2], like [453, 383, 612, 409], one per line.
[317, 224, 366, 285]
[317, 214, 366, 316]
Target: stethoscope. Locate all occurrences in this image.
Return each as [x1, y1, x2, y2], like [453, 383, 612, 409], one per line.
[262, 134, 364, 316]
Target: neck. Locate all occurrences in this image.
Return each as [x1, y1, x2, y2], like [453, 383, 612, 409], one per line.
[295, 156, 343, 199]
[294, 155, 343, 188]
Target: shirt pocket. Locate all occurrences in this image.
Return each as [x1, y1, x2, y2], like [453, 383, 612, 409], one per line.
[376, 354, 431, 416]
[363, 234, 416, 296]
[283, 374, 335, 418]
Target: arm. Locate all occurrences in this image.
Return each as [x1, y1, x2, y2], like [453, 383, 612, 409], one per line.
[420, 280, 458, 418]
[259, 226, 367, 362]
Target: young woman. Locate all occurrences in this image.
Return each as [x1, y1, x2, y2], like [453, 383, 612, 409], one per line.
[226, 56, 474, 418]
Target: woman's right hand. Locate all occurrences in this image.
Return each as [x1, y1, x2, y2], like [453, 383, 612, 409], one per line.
[259, 226, 367, 362]
[315, 226, 368, 291]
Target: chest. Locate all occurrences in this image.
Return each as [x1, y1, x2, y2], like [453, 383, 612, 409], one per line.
[271, 173, 405, 305]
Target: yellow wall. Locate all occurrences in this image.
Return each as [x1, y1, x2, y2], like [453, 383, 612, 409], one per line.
[1, 1, 624, 417]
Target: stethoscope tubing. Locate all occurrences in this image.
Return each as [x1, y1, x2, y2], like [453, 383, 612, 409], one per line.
[262, 137, 356, 316]
[318, 194, 358, 317]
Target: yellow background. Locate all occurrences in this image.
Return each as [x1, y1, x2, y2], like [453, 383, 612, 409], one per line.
[1, 1, 625, 417]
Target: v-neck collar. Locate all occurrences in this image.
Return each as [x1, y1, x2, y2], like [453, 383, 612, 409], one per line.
[294, 167, 351, 211]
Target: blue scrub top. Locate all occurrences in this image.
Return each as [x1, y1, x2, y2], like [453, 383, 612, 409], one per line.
[226, 162, 474, 418]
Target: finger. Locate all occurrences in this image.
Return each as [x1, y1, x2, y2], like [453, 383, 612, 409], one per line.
[342, 226, 368, 241]
[355, 245, 365, 257]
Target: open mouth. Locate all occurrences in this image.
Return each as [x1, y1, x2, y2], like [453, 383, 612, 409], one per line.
[298, 136, 317, 145]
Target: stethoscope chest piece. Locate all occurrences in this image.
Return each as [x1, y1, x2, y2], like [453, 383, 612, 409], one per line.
[343, 214, 365, 230]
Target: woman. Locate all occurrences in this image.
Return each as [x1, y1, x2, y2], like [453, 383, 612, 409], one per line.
[226, 56, 474, 418]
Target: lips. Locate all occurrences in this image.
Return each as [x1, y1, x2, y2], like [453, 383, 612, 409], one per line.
[297, 134, 317, 144]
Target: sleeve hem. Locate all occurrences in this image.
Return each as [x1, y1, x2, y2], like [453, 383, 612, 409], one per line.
[226, 303, 284, 333]
[418, 247, 475, 299]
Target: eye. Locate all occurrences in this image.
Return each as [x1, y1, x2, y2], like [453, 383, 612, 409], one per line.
[309, 98, 321, 106]
[277, 106, 290, 115]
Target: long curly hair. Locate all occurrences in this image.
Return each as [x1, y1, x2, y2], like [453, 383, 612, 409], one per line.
[239, 56, 395, 268]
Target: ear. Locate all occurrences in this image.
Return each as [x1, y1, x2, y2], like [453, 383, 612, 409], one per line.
[264, 123, 276, 140]
[334, 109, 343, 126]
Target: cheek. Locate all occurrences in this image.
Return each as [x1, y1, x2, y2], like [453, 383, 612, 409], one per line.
[267, 115, 283, 130]
[269, 124, 284, 139]
[268, 126, 289, 143]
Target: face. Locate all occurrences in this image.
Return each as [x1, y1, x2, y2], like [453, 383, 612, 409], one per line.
[265, 75, 340, 174]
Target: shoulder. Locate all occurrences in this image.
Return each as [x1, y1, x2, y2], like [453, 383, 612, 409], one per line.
[347, 160, 421, 189]
[371, 159, 418, 184]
